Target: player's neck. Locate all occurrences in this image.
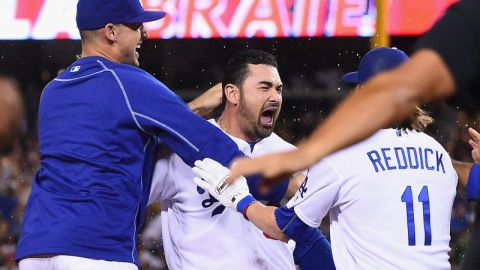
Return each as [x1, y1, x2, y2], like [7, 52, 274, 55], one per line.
[218, 112, 258, 144]
[80, 42, 119, 63]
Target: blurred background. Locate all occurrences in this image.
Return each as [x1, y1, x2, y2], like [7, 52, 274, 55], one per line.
[0, 0, 476, 269]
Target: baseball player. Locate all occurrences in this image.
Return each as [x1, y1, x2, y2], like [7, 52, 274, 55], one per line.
[193, 48, 458, 269]
[15, 1, 256, 270]
[148, 50, 334, 270]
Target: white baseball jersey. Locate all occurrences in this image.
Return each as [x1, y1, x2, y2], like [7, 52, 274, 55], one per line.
[287, 129, 457, 270]
[149, 119, 296, 270]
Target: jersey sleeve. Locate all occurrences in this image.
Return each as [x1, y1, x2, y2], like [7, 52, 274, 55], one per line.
[119, 70, 244, 167]
[286, 160, 341, 227]
[415, 0, 480, 108]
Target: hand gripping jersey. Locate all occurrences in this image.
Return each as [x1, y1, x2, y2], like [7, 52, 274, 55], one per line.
[149, 119, 296, 270]
[16, 57, 245, 266]
[287, 129, 457, 270]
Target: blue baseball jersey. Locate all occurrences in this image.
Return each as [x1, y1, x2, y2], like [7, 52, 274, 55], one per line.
[16, 56, 244, 265]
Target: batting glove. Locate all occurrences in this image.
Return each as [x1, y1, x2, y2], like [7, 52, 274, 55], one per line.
[192, 158, 256, 213]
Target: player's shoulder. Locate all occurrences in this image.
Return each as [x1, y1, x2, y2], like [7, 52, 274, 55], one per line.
[258, 133, 296, 151]
[402, 129, 445, 148]
[103, 60, 178, 98]
[106, 61, 158, 84]
[320, 129, 392, 169]
[416, 131, 451, 154]
[325, 130, 387, 159]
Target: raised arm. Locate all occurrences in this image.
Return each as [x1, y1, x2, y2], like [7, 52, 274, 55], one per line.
[187, 83, 222, 118]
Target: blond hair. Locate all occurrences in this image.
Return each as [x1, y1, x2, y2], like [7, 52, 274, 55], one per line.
[398, 106, 433, 132]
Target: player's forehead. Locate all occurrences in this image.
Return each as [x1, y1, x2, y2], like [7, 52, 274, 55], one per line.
[244, 64, 282, 87]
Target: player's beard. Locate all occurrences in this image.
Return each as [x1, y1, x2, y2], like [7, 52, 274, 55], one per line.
[238, 93, 277, 140]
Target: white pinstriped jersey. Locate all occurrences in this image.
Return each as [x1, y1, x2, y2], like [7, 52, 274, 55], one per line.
[149, 119, 296, 270]
[287, 129, 457, 270]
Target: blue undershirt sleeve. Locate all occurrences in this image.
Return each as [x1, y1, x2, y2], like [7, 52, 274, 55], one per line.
[275, 206, 335, 270]
[467, 163, 480, 201]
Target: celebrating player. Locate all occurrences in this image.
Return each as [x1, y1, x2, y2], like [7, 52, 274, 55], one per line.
[148, 50, 334, 270]
[194, 47, 458, 269]
[15, 1, 256, 270]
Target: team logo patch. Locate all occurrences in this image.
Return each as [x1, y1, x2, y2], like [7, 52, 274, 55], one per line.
[70, 66, 81, 73]
[197, 186, 226, 217]
[298, 176, 308, 199]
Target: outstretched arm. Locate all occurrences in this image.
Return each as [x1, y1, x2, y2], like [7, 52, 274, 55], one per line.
[229, 49, 455, 182]
[192, 158, 287, 239]
[192, 158, 336, 269]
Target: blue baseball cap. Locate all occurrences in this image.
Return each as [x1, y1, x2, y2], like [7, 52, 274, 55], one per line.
[341, 47, 409, 84]
[76, 0, 166, 30]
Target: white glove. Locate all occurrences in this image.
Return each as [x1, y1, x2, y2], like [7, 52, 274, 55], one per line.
[192, 158, 255, 212]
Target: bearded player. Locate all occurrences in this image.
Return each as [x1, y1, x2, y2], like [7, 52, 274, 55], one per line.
[149, 50, 334, 270]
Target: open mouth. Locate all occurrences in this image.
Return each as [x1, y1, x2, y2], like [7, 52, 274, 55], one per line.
[260, 107, 278, 127]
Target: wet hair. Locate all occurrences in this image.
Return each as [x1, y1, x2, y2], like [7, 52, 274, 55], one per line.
[221, 50, 278, 108]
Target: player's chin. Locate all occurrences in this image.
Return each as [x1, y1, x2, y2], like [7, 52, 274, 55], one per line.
[257, 125, 274, 138]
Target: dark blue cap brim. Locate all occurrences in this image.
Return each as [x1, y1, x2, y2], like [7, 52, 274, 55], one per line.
[341, 72, 360, 84]
[124, 11, 166, 24]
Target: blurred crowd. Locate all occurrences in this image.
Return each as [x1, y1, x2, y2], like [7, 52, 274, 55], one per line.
[0, 73, 478, 269]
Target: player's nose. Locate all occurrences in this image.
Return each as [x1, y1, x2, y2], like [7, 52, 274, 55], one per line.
[268, 88, 282, 103]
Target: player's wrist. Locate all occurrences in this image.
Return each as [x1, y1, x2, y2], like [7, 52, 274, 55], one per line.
[236, 195, 256, 217]
[467, 163, 480, 200]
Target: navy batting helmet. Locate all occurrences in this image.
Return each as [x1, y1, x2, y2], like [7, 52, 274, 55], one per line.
[342, 47, 409, 84]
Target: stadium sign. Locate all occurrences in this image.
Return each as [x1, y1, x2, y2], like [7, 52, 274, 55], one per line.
[0, 0, 457, 40]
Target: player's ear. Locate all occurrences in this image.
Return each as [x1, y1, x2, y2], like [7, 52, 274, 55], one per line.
[224, 83, 240, 106]
[104, 23, 118, 43]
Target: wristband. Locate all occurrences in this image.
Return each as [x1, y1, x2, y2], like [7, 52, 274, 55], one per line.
[467, 163, 480, 200]
[236, 195, 256, 218]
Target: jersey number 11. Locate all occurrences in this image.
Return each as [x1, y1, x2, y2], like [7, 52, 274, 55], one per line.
[401, 185, 431, 246]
